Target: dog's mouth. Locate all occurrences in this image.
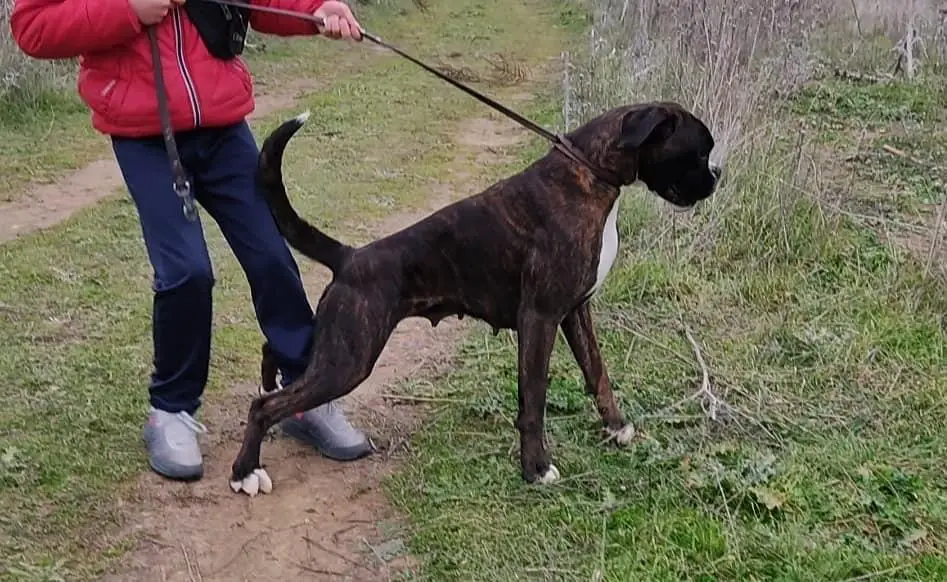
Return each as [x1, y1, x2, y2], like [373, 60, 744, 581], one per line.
[664, 186, 696, 212]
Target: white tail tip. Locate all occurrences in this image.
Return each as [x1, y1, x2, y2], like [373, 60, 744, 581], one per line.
[294, 110, 311, 124]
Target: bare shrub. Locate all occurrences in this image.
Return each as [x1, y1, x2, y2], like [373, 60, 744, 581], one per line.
[560, 0, 831, 276]
[0, 0, 77, 104]
[563, 0, 826, 165]
[563, 0, 947, 153]
[821, 0, 947, 73]
[562, 0, 946, 266]
[843, 0, 943, 42]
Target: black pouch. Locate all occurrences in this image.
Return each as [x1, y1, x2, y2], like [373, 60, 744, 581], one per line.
[183, 1, 251, 61]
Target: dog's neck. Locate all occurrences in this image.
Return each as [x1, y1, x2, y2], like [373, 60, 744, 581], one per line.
[553, 135, 624, 189]
[561, 123, 636, 188]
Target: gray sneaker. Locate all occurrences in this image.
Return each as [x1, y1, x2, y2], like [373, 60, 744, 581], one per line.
[281, 400, 373, 461]
[143, 407, 207, 481]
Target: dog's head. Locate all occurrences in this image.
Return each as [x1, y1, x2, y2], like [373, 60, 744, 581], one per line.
[570, 102, 721, 209]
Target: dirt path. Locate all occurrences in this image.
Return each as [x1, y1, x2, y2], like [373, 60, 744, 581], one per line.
[101, 195, 462, 582]
[0, 79, 320, 245]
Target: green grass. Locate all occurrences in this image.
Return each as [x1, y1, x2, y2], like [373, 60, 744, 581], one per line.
[0, 87, 104, 202]
[0, 0, 575, 578]
[791, 72, 947, 228]
[382, 42, 947, 582]
[791, 78, 945, 126]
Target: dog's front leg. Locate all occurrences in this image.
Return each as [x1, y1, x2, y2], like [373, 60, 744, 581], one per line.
[561, 303, 634, 446]
[516, 309, 560, 485]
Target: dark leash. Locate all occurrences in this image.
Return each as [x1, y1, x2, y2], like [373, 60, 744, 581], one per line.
[146, 26, 200, 221]
[207, 0, 620, 187]
[145, 1, 622, 222]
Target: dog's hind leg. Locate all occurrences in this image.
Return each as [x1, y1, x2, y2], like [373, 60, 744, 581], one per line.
[516, 308, 561, 485]
[230, 291, 397, 496]
[561, 303, 634, 446]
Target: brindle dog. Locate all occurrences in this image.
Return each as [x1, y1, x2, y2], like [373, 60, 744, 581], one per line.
[229, 102, 722, 496]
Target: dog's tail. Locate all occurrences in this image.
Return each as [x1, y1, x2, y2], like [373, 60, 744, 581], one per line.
[258, 111, 352, 274]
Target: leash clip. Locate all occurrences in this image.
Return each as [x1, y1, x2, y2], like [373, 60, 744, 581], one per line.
[174, 178, 199, 222]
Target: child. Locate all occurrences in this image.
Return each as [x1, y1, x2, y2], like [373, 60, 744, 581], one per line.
[11, 0, 372, 481]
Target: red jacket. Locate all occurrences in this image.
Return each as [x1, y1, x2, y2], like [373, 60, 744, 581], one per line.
[10, 0, 325, 137]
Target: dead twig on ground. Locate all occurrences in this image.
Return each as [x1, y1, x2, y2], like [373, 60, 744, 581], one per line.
[302, 535, 379, 575]
[832, 68, 894, 84]
[638, 321, 731, 424]
[210, 521, 312, 576]
[181, 543, 202, 582]
[289, 561, 348, 577]
[381, 393, 470, 405]
[842, 562, 915, 582]
[882, 144, 926, 167]
[361, 538, 392, 582]
[681, 324, 721, 422]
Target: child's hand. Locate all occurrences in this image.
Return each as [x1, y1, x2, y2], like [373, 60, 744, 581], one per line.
[314, 0, 362, 41]
[130, 0, 186, 25]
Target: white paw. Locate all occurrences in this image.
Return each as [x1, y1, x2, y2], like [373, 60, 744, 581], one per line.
[536, 464, 561, 485]
[607, 424, 636, 446]
[229, 468, 273, 497]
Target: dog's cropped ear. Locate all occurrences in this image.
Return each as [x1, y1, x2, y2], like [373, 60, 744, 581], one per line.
[618, 106, 677, 150]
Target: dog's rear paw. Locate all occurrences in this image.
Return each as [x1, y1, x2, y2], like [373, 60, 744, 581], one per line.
[536, 464, 561, 485]
[606, 424, 636, 446]
[229, 468, 273, 497]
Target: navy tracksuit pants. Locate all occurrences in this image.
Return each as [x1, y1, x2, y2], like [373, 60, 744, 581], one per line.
[112, 120, 313, 415]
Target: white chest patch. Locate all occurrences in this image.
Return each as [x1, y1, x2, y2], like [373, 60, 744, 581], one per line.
[588, 195, 621, 298]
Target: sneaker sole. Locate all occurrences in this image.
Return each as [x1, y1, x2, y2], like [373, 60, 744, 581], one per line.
[148, 456, 204, 481]
[143, 427, 204, 481]
[281, 418, 373, 462]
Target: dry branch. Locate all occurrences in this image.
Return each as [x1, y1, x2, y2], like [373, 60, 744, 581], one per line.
[681, 324, 721, 422]
[849, 0, 863, 37]
[893, 21, 922, 78]
[181, 543, 202, 582]
[832, 68, 894, 84]
[881, 144, 926, 166]
[640, 322, 731, 424]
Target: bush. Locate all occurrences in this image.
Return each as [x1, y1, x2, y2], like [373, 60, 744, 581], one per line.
[561, 0, 947, 270]
[1, 0, 78, 113]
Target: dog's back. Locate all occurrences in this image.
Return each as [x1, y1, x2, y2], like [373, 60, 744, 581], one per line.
[339, 179, 530, 327]
[259, 112, 622, 329]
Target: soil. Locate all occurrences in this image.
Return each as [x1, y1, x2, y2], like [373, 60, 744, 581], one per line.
[98, 187, 473, 582]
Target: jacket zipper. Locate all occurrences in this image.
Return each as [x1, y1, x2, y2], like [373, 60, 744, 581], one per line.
[172, 6, 203, 127]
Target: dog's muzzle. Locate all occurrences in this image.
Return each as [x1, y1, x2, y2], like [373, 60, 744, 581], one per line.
[709, 161, 724, 188]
